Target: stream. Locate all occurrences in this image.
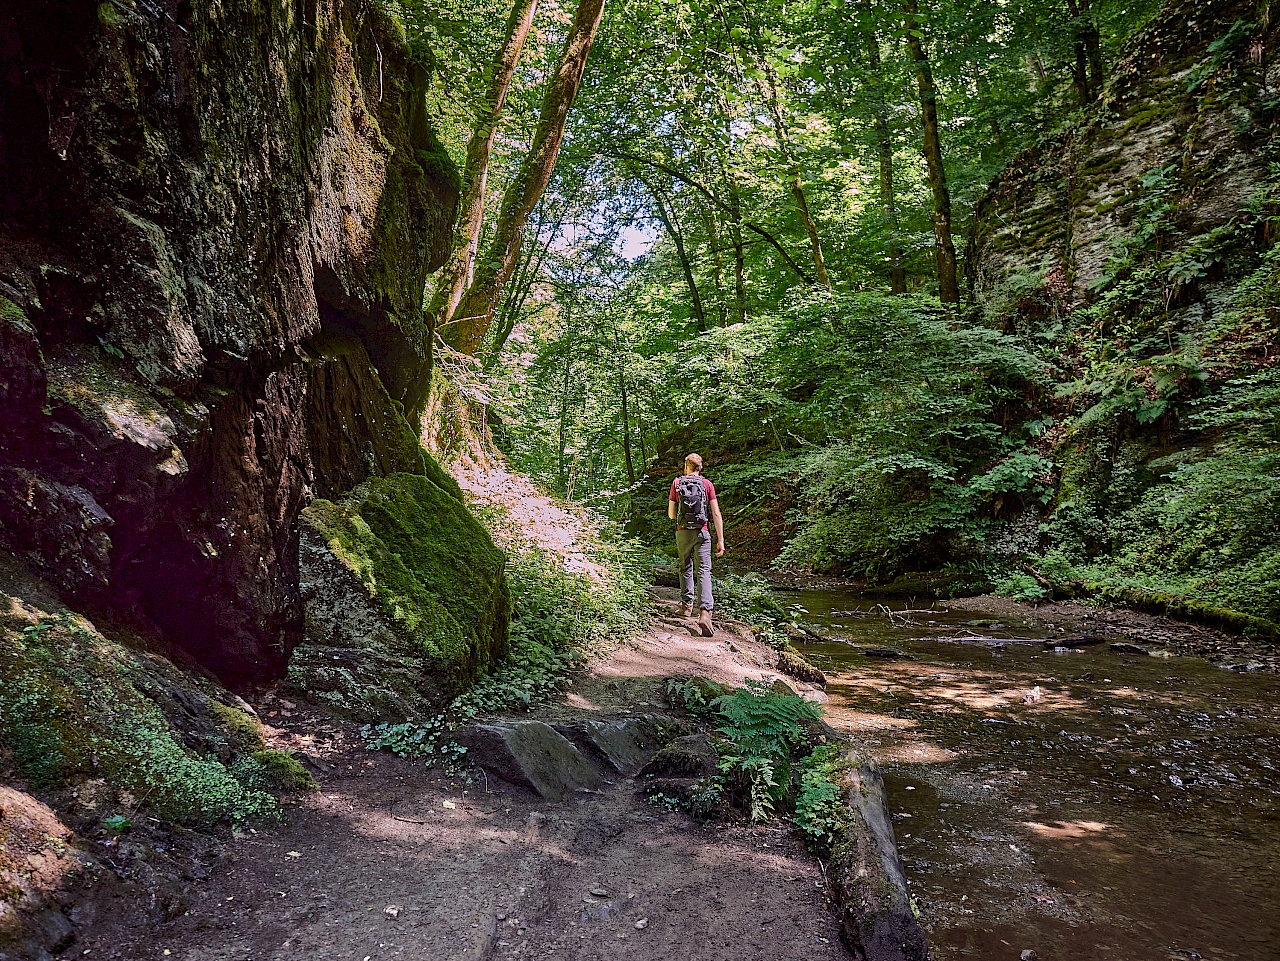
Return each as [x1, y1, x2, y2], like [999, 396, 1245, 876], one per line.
[783, 589, 1280, 961]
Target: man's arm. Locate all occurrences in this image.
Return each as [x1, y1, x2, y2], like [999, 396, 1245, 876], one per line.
[668, 499, 677, 521]
[711, 500, 725, 556]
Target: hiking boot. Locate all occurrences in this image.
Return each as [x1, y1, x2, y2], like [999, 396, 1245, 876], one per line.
[697, 609, 714, 637]
[678, 603, 692, 618]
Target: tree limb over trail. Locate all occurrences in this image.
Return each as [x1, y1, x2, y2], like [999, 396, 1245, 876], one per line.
[427, 0, 541, 340]
[606, 148, 817, 286]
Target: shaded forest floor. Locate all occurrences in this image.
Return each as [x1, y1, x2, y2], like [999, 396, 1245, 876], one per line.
[78, 593, 841, 961]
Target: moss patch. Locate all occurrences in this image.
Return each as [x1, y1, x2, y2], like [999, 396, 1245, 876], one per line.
[248, 750, 317, 792]
[302, 472, 509, 694]
[0, 596, 281, 827]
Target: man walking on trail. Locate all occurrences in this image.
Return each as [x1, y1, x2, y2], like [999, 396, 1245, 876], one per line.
[668, 452, 725, 637]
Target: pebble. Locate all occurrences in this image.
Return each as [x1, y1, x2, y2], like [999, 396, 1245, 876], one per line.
[590, 887, 609, 897]
[635, 918, 648, 930]
[1021, 951, 1038, 961]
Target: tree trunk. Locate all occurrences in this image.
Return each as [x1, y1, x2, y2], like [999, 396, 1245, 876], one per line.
[759, 66, 832, 291]
[866, 32, 906, 294]
[428, 0, 540, 337]
[485, 205, 564, 369]
[448, 0, 607, 354]
[725, 171, 748, 323]
[1065, 0, 1105, 103]
[649, 183, 708, 332]
[615, 332, 636, 484]
[698, 202, 729, 326]
[902, 0, 959, 304]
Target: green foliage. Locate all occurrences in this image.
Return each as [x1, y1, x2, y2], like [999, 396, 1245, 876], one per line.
[991, 570, 1049, 603]
[711, 681, 822, 761]
[361, 719, 446, 758]
[0, 611, 281, 827]
[665, 678, 848, 840]
[794, 746, 850, 850]
[766, 293, 1051, 578]
[1038, 369, 1280, 624]
[710, 680, 822, 823]
[709, 572, 790, 627]
[101, 814, 131, 834]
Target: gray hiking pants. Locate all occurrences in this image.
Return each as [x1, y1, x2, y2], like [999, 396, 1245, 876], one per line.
[676, 527, 714, 611]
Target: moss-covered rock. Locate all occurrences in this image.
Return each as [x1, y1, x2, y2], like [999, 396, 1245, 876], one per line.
[0, 555, 304, 828]
[290, 472, 510, 720]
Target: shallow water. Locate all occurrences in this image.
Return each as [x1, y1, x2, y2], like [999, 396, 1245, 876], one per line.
[782, 589, 1280, 961]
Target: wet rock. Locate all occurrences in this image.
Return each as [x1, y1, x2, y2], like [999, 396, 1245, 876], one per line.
[454, 720, 601, 800]
[1020, 951, 1038, 961]
[861, 647, 913, 660]
[1110, 642, 1150, 655]
[1043, 632, 1104, 649]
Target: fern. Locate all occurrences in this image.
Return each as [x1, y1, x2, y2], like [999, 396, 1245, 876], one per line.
[711, 681, 821, 759]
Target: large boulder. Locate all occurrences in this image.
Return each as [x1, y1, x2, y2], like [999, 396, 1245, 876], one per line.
[290, 473, 510, 719]
[0, 0, 460, 686]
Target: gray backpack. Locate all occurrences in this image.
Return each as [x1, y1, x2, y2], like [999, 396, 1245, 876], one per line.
[674, 475, 708, 529]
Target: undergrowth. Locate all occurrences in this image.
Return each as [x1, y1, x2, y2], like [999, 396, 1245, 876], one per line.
[0, 608, 311, 828]
[361, 492, 650, 766]
[663, 677, 849, 850]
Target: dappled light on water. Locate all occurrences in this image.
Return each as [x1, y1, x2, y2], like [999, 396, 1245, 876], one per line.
[786, 588, 1280, 961]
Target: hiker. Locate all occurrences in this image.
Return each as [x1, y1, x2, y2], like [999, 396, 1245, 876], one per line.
[668, 452, 725, 636]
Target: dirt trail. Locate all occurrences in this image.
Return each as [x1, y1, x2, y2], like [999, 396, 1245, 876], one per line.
[453, 461, 609, 584]
[82, 471, 843, 961]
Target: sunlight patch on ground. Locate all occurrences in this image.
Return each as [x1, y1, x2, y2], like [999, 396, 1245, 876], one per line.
[453, 461, 609, 584]
[876, 741, 958, 765]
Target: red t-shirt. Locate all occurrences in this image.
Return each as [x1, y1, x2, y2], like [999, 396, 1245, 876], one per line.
[669, 475, 716, 531]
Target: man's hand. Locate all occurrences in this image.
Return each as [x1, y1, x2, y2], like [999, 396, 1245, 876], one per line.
[716, 541, 726, 558]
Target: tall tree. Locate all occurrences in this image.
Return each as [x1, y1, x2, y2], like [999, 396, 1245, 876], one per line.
[866, 31, 907, 294]
[760, 65, 833, 291]
[427, 0, 541, 337]
[446, 0, 608, 354]
[646, 179, 709, 332]
[901, 0, 959, 304]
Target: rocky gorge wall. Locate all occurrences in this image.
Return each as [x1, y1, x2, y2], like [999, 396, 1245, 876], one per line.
[0, 0, 476, 685]
[965, 0, 1280, 623]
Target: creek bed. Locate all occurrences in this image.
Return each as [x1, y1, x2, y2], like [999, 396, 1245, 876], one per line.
[782, 588, 1280, 961]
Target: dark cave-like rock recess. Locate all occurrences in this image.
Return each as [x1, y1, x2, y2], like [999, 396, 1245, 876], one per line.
[0, 0, 487, 687]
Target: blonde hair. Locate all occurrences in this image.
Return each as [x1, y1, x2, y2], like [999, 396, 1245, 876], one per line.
[684, 452, 703, 472]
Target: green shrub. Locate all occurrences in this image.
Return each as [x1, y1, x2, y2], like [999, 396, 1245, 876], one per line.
[794, 746, 850, 849]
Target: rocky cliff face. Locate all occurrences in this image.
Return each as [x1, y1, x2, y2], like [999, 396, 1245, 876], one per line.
[967, 0, 1279, 622]
[0, 0, 462, 685]
[969, 0, 1276, 351]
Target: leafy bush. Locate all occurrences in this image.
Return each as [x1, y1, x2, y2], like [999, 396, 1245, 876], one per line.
[794, 746, 849, 849]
